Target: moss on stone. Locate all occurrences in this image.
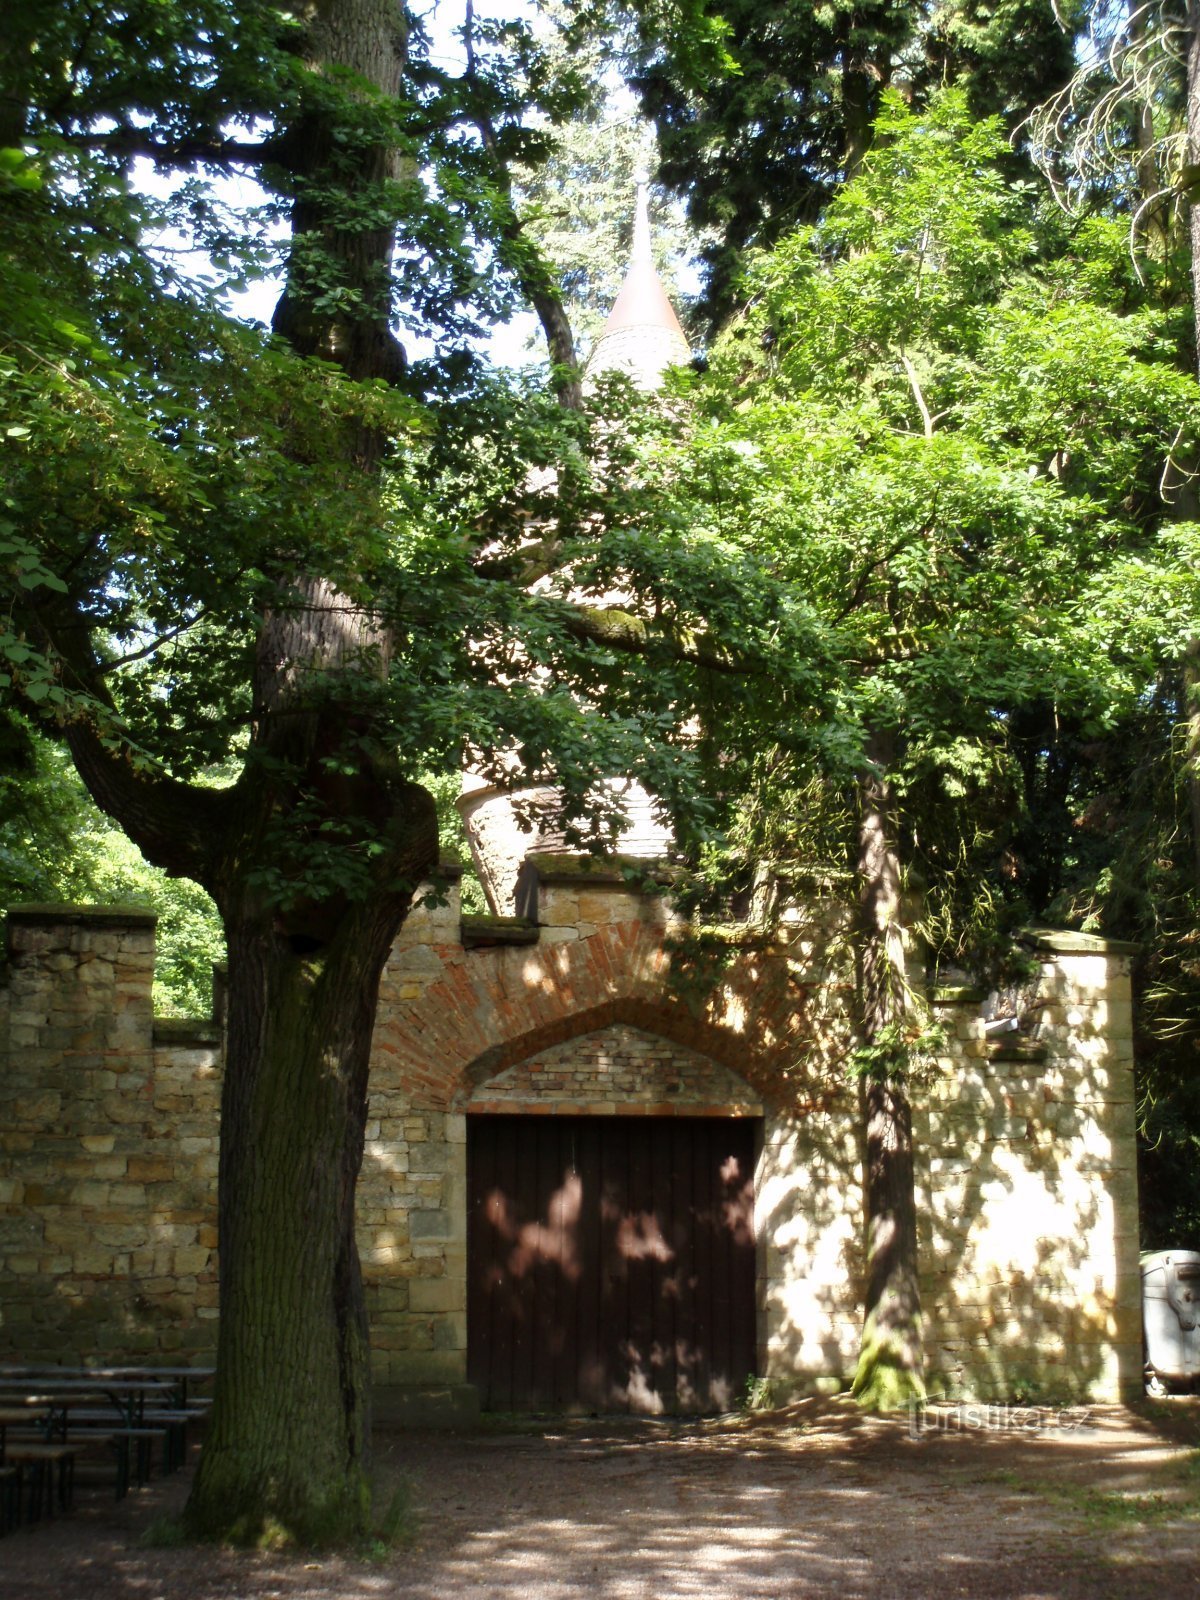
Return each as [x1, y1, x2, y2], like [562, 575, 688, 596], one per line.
[461, 915, 538, 948]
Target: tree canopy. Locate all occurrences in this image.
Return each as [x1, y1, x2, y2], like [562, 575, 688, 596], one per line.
[0, 0, 814, 1541]
[3, 0, 1200, 1537]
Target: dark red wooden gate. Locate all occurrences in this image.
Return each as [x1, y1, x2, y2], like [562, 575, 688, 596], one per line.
[467, 1115, 758, 1413]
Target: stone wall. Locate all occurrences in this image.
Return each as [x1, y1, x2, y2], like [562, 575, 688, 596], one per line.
[0, 890, 1141, 1406]
[0, 907, 220, 1360]
[919, 934, 1141, 1402]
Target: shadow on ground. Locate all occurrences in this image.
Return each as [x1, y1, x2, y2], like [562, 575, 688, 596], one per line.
[2, 1399, 1200, 1600]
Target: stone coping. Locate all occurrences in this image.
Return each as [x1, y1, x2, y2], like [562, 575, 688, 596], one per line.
[467, 1101, 764, 1118]
[1022, 927, 1140, 957]
[522, 852, 674, 887]
[414, 861, 464, 887]
[930, 985, 986, 1006]
[4, 903, 159, 928]
[461, 915, 539, 949]
[153, 1018, 223, 1048]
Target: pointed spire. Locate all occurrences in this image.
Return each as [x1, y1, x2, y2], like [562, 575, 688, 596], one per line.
[587, 173, 691, 392]
[631, 170, 653, 266]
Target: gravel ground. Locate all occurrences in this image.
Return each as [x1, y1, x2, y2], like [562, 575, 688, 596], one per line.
[2, 1400, 1199, 1599]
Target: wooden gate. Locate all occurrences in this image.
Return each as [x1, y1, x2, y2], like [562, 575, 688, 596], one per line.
[467, 1114, 758, 1413]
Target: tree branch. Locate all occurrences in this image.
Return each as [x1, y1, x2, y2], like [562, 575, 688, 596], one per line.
[25, 601, 235, 887]
[95, 611, 209, 675]
[65, 127, 277, 171]
[463, 0, 582, 409]
[899, 351, 935, 439]
[554, 600, 755, 674]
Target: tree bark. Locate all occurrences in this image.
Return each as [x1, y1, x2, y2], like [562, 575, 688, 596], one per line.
[1185, 0, 1200, 888]
[184, 847, 431, 1543]
[1189, 0, 1200, 378]
[271, 0, 410, 454]
[850, 730, 925, 1408]
[842, 57, 873, 183]
[1185, 640, 1200, 891]
[178, 0, 438, 1543]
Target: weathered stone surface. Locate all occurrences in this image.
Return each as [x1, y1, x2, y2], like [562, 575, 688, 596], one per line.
[0, 898, 1139, 1403]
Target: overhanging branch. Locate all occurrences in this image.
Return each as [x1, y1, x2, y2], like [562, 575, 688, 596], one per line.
[556, 601, 754, 674]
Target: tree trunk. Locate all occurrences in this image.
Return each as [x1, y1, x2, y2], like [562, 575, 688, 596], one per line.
[184, 896, 407, 1543]
[175, 586, 437, 1544]
[842, 57, 873, 183]
[1185, 1, 1200, 888]
[1185, 641, 1200, 891]
[180, 0, 433, 1543]
[850, 731, 925, 1409]
[1128, 0, 1165, 247]
[1189, 0, 1200, 377]
[271, 0, 410, 428]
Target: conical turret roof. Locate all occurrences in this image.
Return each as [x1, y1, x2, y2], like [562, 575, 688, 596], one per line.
[588, 175, 690, 390]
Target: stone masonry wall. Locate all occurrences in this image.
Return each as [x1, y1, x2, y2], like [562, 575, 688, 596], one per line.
[918, 934, 1141, 1403]
[0, 908, 220, 1360]
[0, 893, 1142, 1406]
[468, 1023, 763, 1116]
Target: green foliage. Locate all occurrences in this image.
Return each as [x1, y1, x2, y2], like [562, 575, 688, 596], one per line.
[740, 1374, 776, 1411]
[620, 0, 1081, 326]
[658, 91, 1200, 986]
[366, 1478, 416, 1556]
[0, 722, 223, 1015]
[0, 0, 821, 960]
[847, 1021, 947, 1086]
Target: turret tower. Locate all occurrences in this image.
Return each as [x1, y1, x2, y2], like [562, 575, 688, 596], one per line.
[459, 178, 690, 914]
[587, 172, 691, 387]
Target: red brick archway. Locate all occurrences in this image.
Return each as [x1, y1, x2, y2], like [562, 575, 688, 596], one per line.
[372, 917, 839, 1115]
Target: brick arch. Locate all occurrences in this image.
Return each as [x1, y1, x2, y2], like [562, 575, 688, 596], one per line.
[460, 996, 765, 1106]
[374, 916, 839, 1115]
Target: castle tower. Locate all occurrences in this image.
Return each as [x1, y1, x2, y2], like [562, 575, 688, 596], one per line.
[587, 174, 691, 387]
[459, 178, 689, 914]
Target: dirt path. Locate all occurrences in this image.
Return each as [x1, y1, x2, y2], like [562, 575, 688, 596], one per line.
[2, 1401, 1199, 1599]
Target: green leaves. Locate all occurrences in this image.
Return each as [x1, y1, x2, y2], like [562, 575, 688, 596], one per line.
[656, 89, 1200, 973]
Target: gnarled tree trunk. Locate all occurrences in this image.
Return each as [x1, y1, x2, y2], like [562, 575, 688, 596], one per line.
[184, 863, 431, 1542]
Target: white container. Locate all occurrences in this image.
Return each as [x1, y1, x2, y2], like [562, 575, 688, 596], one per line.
[1142, 1249, 1200, 1392]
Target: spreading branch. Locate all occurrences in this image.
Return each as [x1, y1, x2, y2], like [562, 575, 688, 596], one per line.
[65, 126, 277, 171]
[462, 0, 583, 409]
[22, 600, 234, 886]
[555, 600, 756, 674]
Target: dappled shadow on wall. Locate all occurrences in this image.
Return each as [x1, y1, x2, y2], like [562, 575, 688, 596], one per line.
[466, 1114, 758, 1414]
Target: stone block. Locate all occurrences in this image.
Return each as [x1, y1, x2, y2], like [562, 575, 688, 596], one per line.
[173, 1246, 211, 1276]
[127, 1156, 173, 1183]
[13, 1092, 62, 1125]
[433, 1312, 468, 1350]
[408, 1276, 466, 1314]
[79, 1135, 116, 1155]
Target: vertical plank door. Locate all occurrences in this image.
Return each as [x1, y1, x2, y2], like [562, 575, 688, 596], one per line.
[467, 1115, 757, 1413]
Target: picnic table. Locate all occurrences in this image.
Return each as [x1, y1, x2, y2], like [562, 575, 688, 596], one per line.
[0, 1366, 215, 1516]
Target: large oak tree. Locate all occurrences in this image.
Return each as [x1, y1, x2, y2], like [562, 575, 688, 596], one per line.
[0, 0, 807, 1540]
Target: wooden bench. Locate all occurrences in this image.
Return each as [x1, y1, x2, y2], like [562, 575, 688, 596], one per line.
[44, 1416, 170, 1497]
[5, 1441, 86, 1520]
[0, 1465, 19, 1535]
